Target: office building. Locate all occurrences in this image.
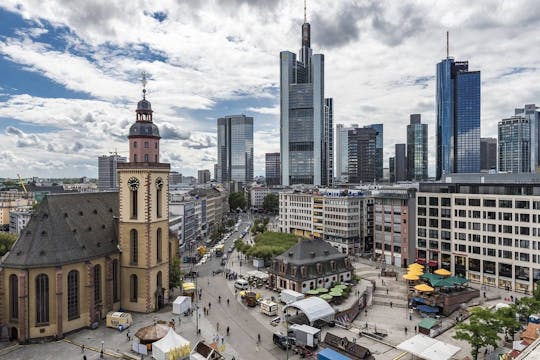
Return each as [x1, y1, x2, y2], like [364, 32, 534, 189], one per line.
[217, 115, 254, 188]
[279, 188, 373, 255]
[324, 98, 334, 186]
[498, 116, 530, 173]
[98, 154, 126, 190]
[406, 114, 428, 180]
[335, 124, 358, 183]
[213, 164, 218, 181]
[436, 56, 481, 179]
[417, 174, 540, 293]
[198, 169, 211, 184]
[280, 11, 332, 186]
[389, 157, 395, 183]
[373, 187, 416, 267]
[348, 127, 377, 183]
[265, 152, 281, 186]
[515, 104, 540, 172]
[394, 143, 407, 182]
[9, 210, 32, 235]
[250, 186, 281, 210]
[480, 138, 497, 172]
[365, 124, 384, 181]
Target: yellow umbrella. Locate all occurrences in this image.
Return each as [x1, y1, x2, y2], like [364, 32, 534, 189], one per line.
[402, 273, 420, 281]
[408, 269, 424, 276]
[434, 268, 451, 276]
[414, 284, 434, 292]
[408, 263, 424, 269]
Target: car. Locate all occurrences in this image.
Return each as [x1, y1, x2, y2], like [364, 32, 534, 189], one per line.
[227, 247, 234, 254]
[184, 271, 198, 278]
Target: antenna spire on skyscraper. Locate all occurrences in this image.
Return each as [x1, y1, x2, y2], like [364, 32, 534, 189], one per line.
[446, 31, 449, 59]
[304, 0, 307, 23]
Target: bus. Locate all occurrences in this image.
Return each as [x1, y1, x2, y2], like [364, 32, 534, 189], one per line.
[215, 244, 225, 257]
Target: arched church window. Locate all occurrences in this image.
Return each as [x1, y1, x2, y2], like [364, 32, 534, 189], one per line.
[130, 274, 138, 302]
[67, 270, 79, 320]
[9, 274, 18, 320]
[157, 228, 162, 262]
[36, 274, 49, 324]
[130, 229, 138, 265]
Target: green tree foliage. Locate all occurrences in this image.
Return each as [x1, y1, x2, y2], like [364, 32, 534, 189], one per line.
[237, 232, 299, 261]
[514, 296, 540, 320]
[533, 281, 540, 301]
[0, 232, 17, 256]
[453, 307, 501, 360]
[262, 193, 279, 213]
[229, 192, 246, 211]
[250, 218, 269, 235]
[496, 306, 520, 341]
[169, 257, 183, 290]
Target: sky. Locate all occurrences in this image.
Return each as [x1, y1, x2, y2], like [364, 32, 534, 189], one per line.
[1, 0, 540, 178]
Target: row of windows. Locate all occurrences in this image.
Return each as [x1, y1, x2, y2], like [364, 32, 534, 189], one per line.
[418, 196, 540, 210]
[130, 228, 163, 265]
[133, 141, 158, 149]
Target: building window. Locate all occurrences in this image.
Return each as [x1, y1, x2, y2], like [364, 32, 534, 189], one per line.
[94, 265, 101, 303]
[133, 141, 137, 148]
[157, 188, 162, 218]
[144, 154, 149, 162]
[157, 271, 162, 290]
[144, 141, 149, 148]
[9, 274, 18, 321]
[35, 274, 49, 325]
[130, 229, 138, 265]
[131, 190, 138, 218]
[67, 270, 79, 320]
[112, 259, 119, 302]
[130, 274, 138, 302]
[155, 154, 158, 162]
[157, 228, 162, 262]
[134, 154, 137, 162]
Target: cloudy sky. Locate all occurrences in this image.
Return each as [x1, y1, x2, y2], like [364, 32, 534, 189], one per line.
[0, 0, 539, 178]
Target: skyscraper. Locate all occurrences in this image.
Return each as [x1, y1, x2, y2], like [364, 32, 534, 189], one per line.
[389, 157, 395, 183]
[324, 98, 334, 186]
[265, 152, 281, 186]
[498, 116, 530, 173]
[436, 51, 481, 179]
[515, 104, 540, 172]
[280, 7, 332, 186]
[335, 123, 358, 182]
[217, 115, 254, 188]
[406, 114, 428, 180]
[98, 154, 126, 190]
[198, 169, 211, 184]
[480, 137, 497, 172]
[348, 127, 377, 183]
[365, 124, 384, 181]
[394, 143, 407, 182]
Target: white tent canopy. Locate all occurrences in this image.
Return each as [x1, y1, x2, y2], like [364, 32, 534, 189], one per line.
[246, 270, 269, 280]
[397, 334, 461, 360]
[283, 296, 335, 324]
[173, 296, 192, 315]
[152, 328, 190, 360]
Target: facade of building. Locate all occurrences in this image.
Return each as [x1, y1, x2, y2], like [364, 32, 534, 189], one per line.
[498, 116, 530, 173]
[98, 154, 127, 191]
[365, 124, 384, 181]
[335, 124, 358, 183]
[217, 115, 254, 188]
[480, 137, 497, 172]
[280, 15, 332, 186]
[279, 189, 373, 255]
[373, 188, 416, 267]
[169, 195, 197, 250]
[394, 144, 407, 182]
[197, 170, 211, 184]
[406, 114, 428, 181]
[348, 128, 377, 183]
[436, 58, 481, 179]
[0, 195, 34, 228]
[265, 152, 281, 186]
[416, 174, 540, 293]
[8, 210, 32, 235]
[0, 84, 175, 342]
[516, 104, 540, 172]
[189, 187, 228, 233]
[169, 171, 182, 185]
[389, 157, 395, 183]
[267, 238, 354, 293]
[324, 98, 334, 186]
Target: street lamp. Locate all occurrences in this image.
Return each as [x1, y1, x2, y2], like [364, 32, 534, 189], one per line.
[100, 340, 104, 358]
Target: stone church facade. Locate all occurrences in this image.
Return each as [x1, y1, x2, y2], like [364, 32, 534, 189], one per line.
[0, 82, 174, 343]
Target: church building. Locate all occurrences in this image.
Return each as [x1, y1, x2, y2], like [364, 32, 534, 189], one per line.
[0, 78, 175, 343]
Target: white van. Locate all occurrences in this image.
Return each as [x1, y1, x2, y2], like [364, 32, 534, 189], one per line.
[234, 279, 249, 290]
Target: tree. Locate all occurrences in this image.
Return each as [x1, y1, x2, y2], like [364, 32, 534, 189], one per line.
[0, 232, 17, 256]
[514, 297, 540, 320]
[453, 307, 501, 360]
[496, 306, 520, 341]
[533, 281, 540, 301]
[262, 193, 279, 213]
[169, 257, 183, 290]
[229, 192, 246, 211]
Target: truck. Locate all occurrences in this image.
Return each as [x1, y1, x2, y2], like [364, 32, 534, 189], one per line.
[289, 324, 320, 349]
[273, 332, 296, 350]
[215, 244, 225, 257]
[279, 289, 305, 305]
[243, 291, 259, 307]
[260, 299, 278, 316]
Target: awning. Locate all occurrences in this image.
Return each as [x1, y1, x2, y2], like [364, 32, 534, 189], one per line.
[416, 258, 426, 264]
[417, 305, 439, 314]
[428, 260, 438, 267]
[283, 296, 335, 324]
[397, 334, 460, 360]
[420, 272, 443, 284]
[412, 297, 425, 304]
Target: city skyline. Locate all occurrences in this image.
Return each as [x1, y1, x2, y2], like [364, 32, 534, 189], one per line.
[1, 1, 540, 178]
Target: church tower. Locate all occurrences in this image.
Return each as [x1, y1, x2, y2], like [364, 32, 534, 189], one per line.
[118, 73, 170, 312]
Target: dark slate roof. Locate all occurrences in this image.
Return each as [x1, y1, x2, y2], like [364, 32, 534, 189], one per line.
[2, 192, 119, 269]
[275, 238, 346, 265]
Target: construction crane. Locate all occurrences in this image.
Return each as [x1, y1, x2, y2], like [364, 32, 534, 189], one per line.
[17, 174, 27, 193]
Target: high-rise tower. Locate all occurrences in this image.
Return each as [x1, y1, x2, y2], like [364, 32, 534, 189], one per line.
[280, 3, 332, 186]
[117, 74, 170, 312]
[436, 33, 481, 179]
[406, 114, 428, 180]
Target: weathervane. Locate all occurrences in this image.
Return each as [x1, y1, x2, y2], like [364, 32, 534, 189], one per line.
[141, 71, 147, 99]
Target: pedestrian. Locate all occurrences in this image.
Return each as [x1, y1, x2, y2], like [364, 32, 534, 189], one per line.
[365, 309, 368, 316]
[390, 301, 393, 308]
[484, 292, 486, 298]
[83, 356, 87, 360]
[81, 344, 85, 352]
[203, 306, 206, 315]
[178, 317, 182, 326]
[100, 349, 104, 358]
[208, 279, 210, 286]
[221, 335, 224, 345]
[386, 288, 389, 295]
[126, 330, 130, 341]
[199, 293, 201, 300]
[404, 326, 408, 334]
[257, 333, 261, 344]
[227, 326, 230, 336]
[409, 314, 412, 321]
[209, 302, 211, 310]
[414, 326, 417, 333]
[217, 322, 220, 331]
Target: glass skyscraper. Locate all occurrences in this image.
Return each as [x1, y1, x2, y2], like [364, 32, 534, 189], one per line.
[436, 58, 481, 179]
[515, 104, 540, 172]
[365, 124, 384, 181]
[406, 114, 428, 180]
[335, 123, 358, 183]
[280, 13, 332, 186]
[348, 127, 377, 183]
[498, 116, 530, 173]
[217, 115, 253, 188]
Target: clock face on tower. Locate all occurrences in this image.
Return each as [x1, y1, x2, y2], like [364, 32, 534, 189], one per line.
[155, 177, 164, 190]
[128, 177, 140, 191]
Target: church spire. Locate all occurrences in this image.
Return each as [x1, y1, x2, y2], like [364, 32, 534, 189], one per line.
[141, 71, 147, 100]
